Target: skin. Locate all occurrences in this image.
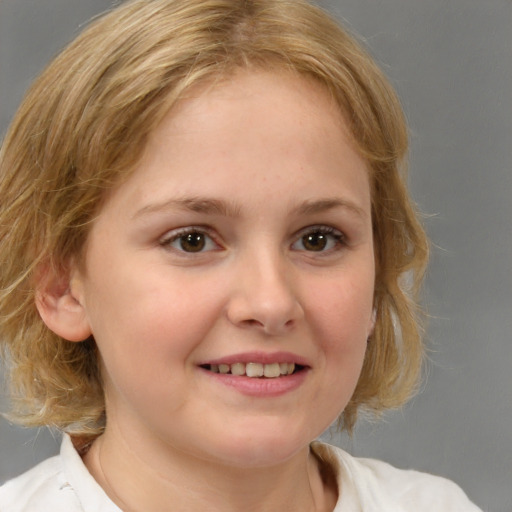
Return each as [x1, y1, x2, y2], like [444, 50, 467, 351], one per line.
[40, 70, 375, 511]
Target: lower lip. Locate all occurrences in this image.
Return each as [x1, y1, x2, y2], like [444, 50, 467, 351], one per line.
[200, 368, 308, 397]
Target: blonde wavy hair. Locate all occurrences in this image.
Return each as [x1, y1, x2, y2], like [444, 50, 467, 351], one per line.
[0, 0, 428, 437]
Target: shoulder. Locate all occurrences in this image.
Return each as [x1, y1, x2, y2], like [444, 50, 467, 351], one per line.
[312, 441, 483, 511]
[0, 435, 119, 512]
[0, 454, 82, 512]
[351, 454, 482, 511]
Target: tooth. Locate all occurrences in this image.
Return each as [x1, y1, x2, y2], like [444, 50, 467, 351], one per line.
[231, 362, 246, 376]
[210, 364, 219, 373]
[218, 364, 230, 374]
[279, 363, 288, 375]
[246, 362, 264, 377]
[263, 363, 281, 378]
[287, 363, 295, 375]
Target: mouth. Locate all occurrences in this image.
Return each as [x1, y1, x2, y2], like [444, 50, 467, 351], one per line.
[200, 362, 304, 378]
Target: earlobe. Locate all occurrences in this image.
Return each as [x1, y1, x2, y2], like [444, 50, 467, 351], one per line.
[35, 268, 92, 342]
[367, 308, 377, 338]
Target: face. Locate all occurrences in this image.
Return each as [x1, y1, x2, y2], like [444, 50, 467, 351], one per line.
[72, 70, 375, 468]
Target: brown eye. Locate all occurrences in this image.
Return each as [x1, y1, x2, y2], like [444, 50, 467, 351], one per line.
[292, 227, 345, 253]
[162, 229, 217, 253]
[302, 233, 328, 251]
[179, 233, 206, 252]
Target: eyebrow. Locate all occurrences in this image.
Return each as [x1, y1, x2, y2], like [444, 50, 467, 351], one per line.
[294, 198, 367, 219]
[133, 196, 367, 220]
[133, 196, 242, 219]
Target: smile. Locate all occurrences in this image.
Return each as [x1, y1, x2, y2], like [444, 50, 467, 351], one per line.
[202, 362, 300, 378]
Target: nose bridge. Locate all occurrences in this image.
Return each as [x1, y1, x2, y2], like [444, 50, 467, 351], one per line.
[227, 241, 303, 334]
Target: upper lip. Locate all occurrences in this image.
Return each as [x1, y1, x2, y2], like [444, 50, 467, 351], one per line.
[198, 351, 310, 367]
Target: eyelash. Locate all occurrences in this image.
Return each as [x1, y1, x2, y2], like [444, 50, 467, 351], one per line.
[159, 226, 220, 254]
[159, 225, 346, 255]
[292, 225, 346, 253]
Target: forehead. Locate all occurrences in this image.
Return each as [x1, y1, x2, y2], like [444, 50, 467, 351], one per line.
[166, 68, 349, 147]
[96, 69, 370, 223]
[147, 70, 359, 168]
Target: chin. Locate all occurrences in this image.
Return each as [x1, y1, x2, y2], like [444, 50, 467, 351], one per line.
[205, 423, 316, 469]
[219, 443, 305, 469]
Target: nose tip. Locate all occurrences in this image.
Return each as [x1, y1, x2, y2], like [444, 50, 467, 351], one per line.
[226, 264, 304, 336]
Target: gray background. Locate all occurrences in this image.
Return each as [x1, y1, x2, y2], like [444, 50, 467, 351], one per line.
[0, 1, 511, 510]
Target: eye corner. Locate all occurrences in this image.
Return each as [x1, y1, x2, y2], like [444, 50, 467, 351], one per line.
[159, 226, 222, 255]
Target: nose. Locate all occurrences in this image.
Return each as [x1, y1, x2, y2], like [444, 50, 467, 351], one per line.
[226, 249, 304, 336]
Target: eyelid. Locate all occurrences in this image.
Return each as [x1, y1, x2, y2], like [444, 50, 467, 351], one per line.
[291, 225, 347, 252]
[159, 226, 221, 252]
[158, 224, 347, 255]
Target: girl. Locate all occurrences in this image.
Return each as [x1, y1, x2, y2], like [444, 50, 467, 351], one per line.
[0, 0, 482, 510]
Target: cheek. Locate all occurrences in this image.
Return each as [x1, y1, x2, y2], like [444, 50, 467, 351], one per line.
[309, 276, 374, 342]
[306, 270, 374, 394]
[303, 281, 372, 431]
[85, 270, 226, 375]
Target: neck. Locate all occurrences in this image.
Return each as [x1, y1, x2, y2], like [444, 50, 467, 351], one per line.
[83, 427, 336, 512]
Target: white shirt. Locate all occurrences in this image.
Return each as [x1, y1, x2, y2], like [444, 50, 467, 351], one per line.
[0, 435, 482, 511]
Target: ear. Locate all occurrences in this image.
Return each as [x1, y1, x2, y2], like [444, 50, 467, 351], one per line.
[35, 264, 92, 342]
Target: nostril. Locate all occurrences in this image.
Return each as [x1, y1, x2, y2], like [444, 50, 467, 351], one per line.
[240, 319, 258, 327]
[236, 317, 298, 335]
[226, 288, 304, 335]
